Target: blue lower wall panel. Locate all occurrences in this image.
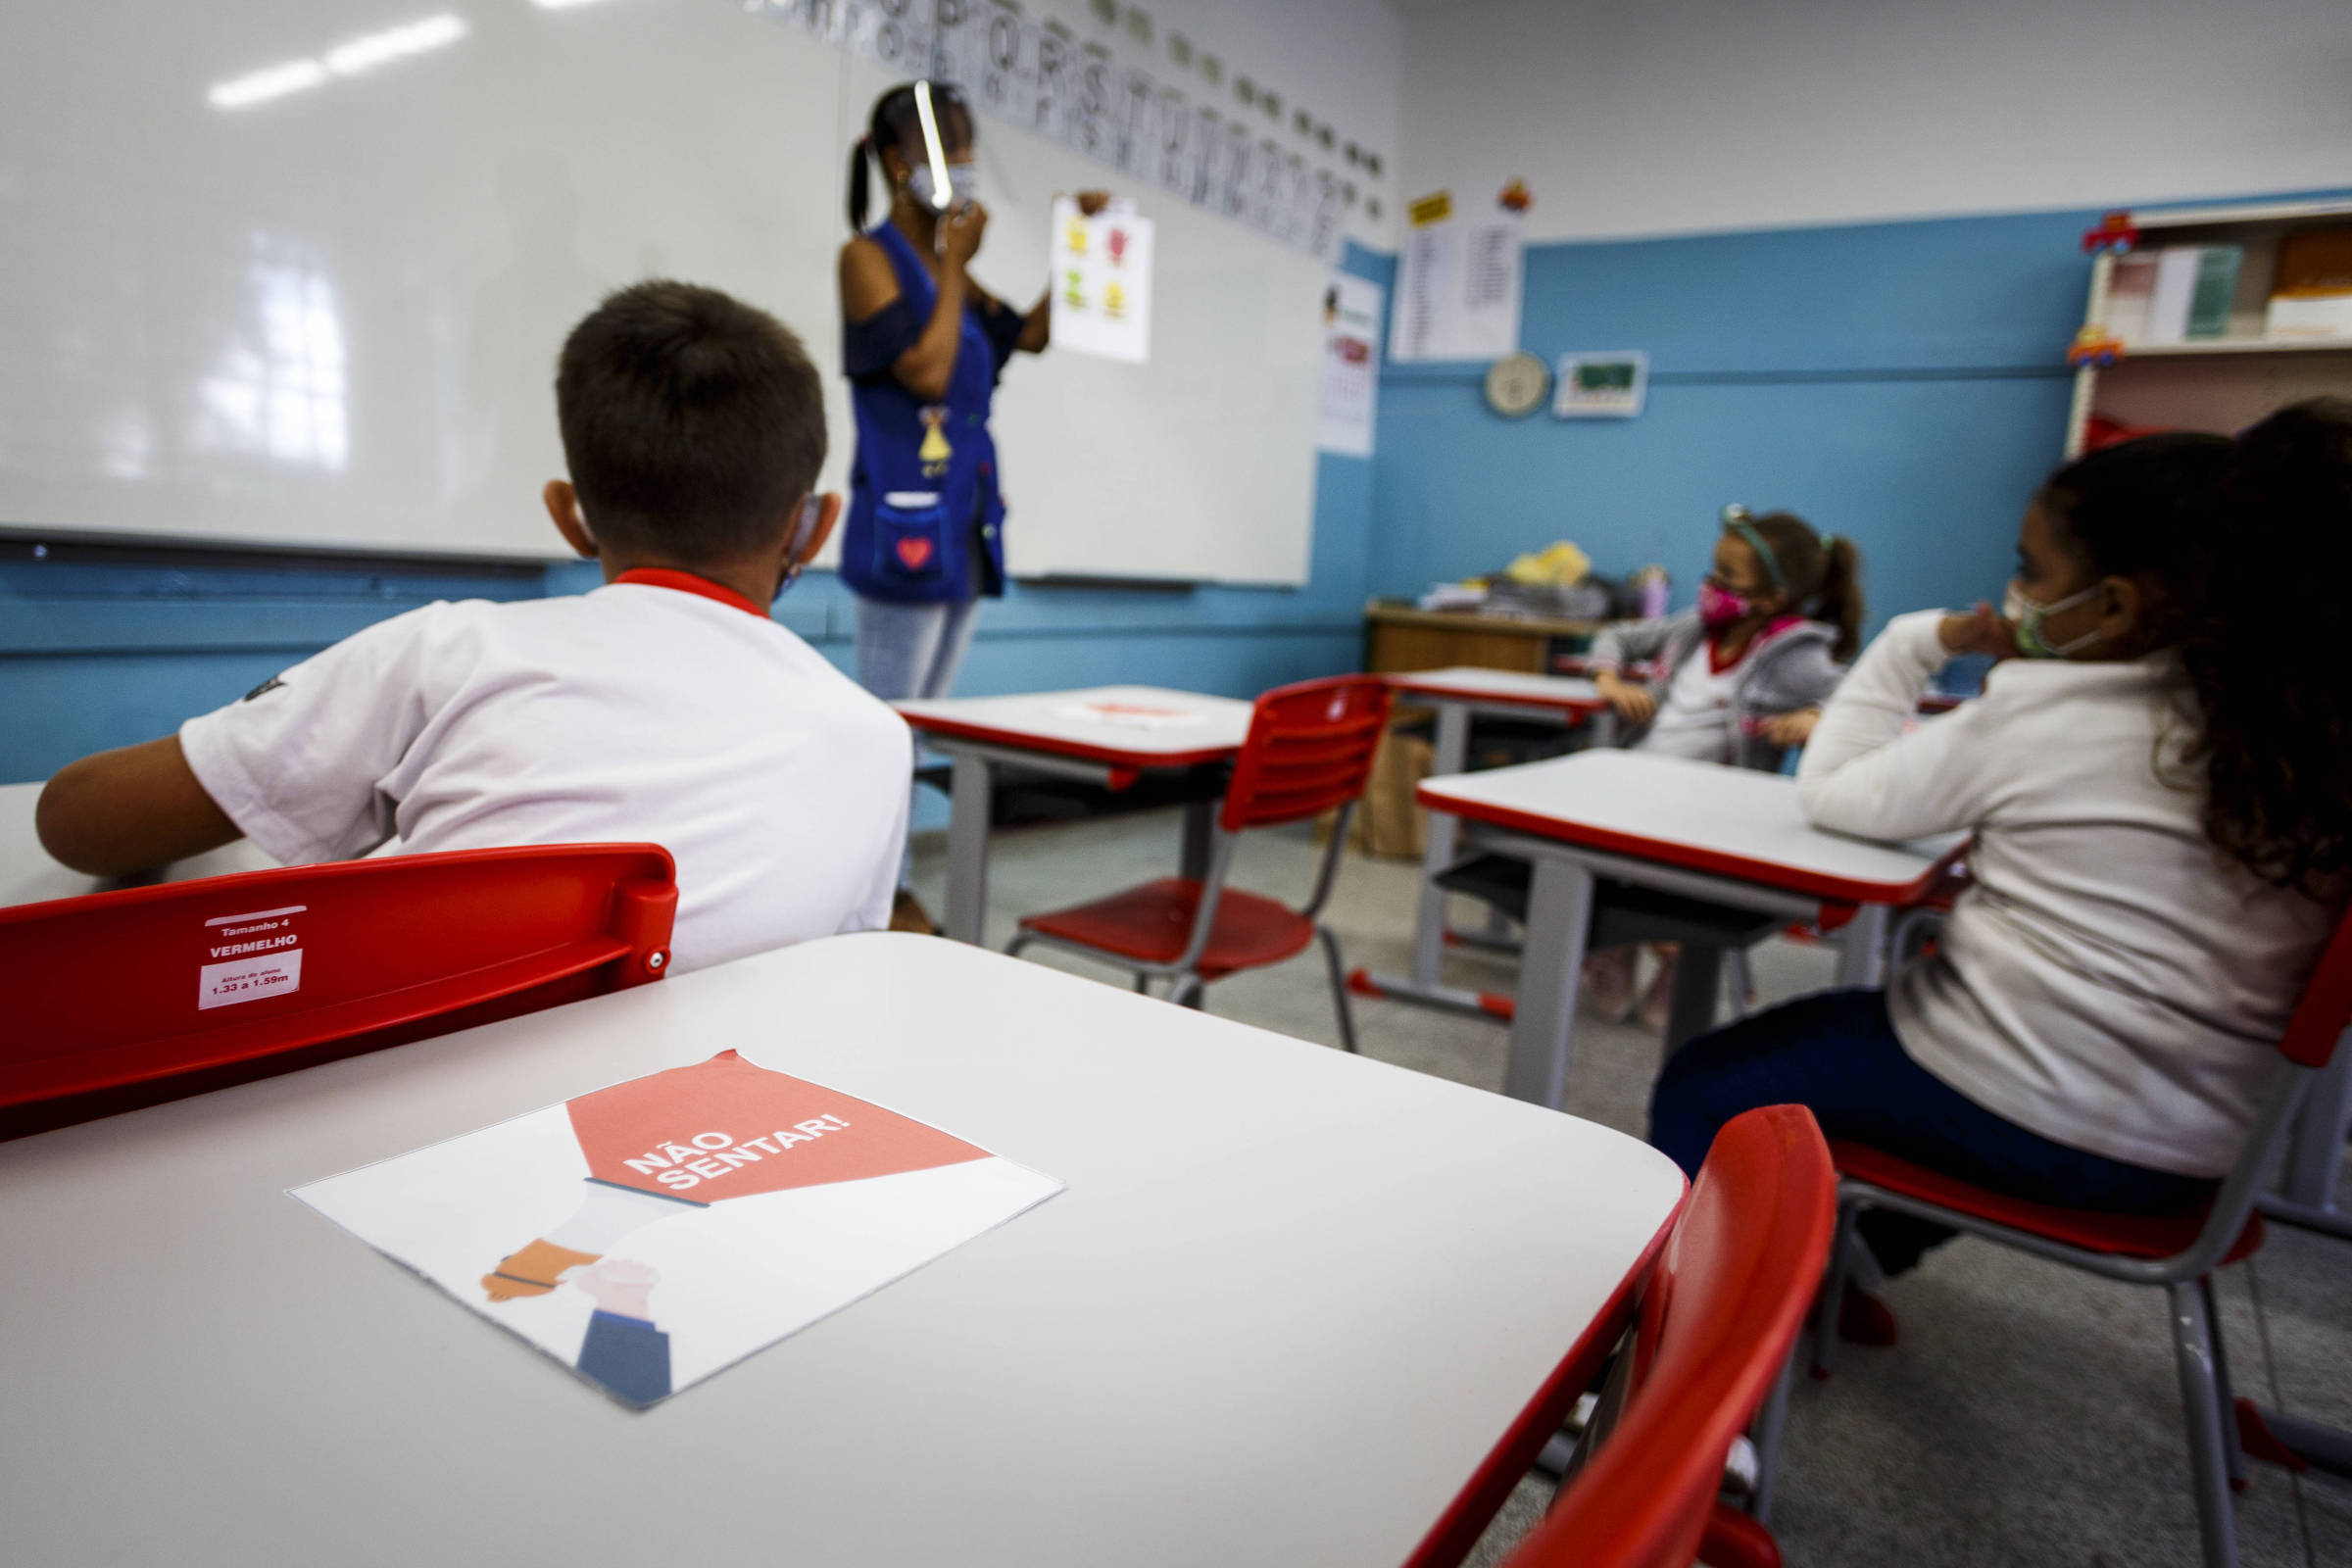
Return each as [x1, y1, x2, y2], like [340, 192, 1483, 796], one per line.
[1371, 369, 2076, 627]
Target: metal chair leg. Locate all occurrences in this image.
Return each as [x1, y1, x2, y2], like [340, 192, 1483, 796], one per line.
[1317, 923, 1360, 1054]
[1004, 933, 1033, 958]
[1171, 973, 1205, 1009]
[2169, 1278, 2241, 1568]
[1724, 945, 1756, 1023]
[1132, 971, 1151, 995]
[1811, 1200, 1862, 1378]
[2199, 1273, 2247, 1490]
[1747, 1348, 1797, 1523]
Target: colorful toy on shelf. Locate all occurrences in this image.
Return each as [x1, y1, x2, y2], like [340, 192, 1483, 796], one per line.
[2081, 210, 2139, 255]
[2067, 326, 2127, 367]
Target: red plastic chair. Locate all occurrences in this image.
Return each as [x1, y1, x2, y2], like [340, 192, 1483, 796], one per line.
[1, 844, 677, 1140]
[1006, 676, 1392, 1048]
[1797, 905, 2352, 1568]
[1406, 1105, 1837, 1568]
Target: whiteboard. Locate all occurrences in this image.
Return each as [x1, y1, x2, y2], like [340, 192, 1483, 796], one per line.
[0, 0, 1320, 584]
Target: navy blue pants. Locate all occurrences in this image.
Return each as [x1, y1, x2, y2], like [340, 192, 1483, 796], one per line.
[1649, 989, 2216, 1276]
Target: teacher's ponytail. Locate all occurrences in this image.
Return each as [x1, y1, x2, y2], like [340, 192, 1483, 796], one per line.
[846, 133, 875, 232]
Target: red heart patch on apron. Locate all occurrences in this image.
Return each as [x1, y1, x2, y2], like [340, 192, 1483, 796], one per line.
[895, 536, 934, 570]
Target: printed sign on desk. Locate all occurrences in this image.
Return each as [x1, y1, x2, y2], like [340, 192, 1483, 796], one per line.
[1050, 195, 1153, 363]
[293, 1051, 1061, 1407]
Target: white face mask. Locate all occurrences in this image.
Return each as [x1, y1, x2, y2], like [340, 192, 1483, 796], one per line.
[2002, 578, 2104, 659]
[906, 162, 979, 210]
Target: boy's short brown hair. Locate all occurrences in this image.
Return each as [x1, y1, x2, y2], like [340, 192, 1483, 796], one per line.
[555, 281, 825, 563]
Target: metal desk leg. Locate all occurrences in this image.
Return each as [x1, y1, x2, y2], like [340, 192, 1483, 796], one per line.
[1356, 702, 1514, 1021]
[1412, 702, 1473, 987]
[1179, 796, 1217, 884]
[1505, 857, 1597, 1108]
[1835, 905, 1891, 988]
[1663, 945, 1726, 1054]
[943, 753, 995, 946]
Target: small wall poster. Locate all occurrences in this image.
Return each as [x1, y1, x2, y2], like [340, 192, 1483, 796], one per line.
[1553, 351, 1649, 418]
[1390, 188, 1524, 363]
[292, 1051, 1062, 1407]
[1315, 273, 1384, 457]
[1050, 195, 1154, 363]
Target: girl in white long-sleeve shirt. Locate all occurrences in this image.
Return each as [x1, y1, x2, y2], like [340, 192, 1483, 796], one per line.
[1651, 402, 2349, 1299]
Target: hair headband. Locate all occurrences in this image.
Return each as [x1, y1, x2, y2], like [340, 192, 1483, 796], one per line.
[1725, 515, 1788, 593]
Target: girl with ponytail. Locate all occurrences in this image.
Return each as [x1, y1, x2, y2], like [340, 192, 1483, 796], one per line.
[1582, 508, 1865, 1024]
[834, 81, 1107, 929]
[1651, 401, 2352, 1330]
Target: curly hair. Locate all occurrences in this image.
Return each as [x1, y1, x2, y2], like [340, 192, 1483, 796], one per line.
[2039, 401, 2352, 895]
[2180, 399, 2352, 895]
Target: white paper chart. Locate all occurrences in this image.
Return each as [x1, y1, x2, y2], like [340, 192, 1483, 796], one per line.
[1390, 190, 1524, 363]
[1315, 272, 1384, 456]
[1050, 196, 1154, 364]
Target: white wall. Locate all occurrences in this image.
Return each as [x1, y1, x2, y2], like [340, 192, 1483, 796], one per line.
[1396, 0, 2352, 242]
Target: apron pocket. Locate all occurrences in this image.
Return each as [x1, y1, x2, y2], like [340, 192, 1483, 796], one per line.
[874, 492, 948, 581]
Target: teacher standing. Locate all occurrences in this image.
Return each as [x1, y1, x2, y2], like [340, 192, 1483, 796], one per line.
[836, 80, 1107, 705]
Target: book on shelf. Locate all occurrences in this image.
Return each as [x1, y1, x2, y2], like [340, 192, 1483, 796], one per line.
[2143, 245, 2241, 343]
[2267, 227, 2352, 342]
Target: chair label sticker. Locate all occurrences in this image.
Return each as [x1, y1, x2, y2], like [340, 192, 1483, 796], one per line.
[198, 904, 307, 1009]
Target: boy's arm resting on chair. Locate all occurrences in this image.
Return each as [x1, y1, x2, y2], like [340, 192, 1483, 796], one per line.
[38, 607, 440, 878]
[36, 735, 241, 878]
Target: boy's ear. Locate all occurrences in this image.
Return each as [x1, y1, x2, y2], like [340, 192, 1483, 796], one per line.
[795, 493, 843, 567]
[545, 479, 598, 560]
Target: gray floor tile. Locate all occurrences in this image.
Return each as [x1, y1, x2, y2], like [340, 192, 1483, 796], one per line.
[908, 809, 2351, 1568]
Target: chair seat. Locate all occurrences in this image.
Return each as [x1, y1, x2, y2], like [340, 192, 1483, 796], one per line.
[1017, 877, 1315, 978]
[1831, 1141, 2264, 1265]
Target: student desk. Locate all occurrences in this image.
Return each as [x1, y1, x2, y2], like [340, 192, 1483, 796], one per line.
[0, 931, 1686, 1568]
[1419, 751, 1962, 1109]
[1360, 667, 1614, 1018]
[0, 780, 275, 907]
[894, 685, 1255, 945]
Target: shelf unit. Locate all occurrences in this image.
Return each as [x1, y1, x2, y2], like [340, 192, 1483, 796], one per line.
[2065, 198, 2352, 456]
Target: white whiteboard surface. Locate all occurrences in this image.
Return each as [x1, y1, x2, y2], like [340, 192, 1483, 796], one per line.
[0, 0, 1320, 584]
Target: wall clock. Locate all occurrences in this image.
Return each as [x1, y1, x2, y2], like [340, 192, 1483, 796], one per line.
[1483, 351, 1550, 418]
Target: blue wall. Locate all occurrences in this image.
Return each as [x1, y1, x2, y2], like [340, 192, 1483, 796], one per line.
[0, 246, 1394, 789]
[1371, 205, 2117, 627]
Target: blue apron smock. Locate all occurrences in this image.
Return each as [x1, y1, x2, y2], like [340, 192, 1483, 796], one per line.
[840, 220, 1024, 604]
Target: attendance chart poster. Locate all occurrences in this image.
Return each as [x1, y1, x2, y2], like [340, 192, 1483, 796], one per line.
[292, 1052, 1061, 1407]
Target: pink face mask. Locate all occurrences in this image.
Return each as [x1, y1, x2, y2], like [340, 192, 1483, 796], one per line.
[1697, 579, 1752, 628]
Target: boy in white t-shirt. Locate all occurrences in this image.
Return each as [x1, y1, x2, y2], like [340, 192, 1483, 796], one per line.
[37, 281, 912, 972]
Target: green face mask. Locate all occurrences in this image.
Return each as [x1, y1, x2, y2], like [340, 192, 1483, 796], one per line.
[2002, 579, 2104, 659]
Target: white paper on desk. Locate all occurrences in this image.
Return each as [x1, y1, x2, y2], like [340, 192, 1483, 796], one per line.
[291, 1051, 1060, 1408]
[1055, 699, 1209, 729]
[1049, 195, 1152, 363]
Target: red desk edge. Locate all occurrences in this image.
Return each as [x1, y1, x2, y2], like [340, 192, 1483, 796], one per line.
[1384, 674, 1611, 717]
[1415, 781, 1967, 906]
[894, 709, 1247, 771]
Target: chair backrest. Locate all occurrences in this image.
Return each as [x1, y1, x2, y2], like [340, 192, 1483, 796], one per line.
[1, 844, 676, 1139]
[1500, 1106, 1836, 1568]
[2278, 905, 2352, 1069]
[1219, 675, 1392, 833]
